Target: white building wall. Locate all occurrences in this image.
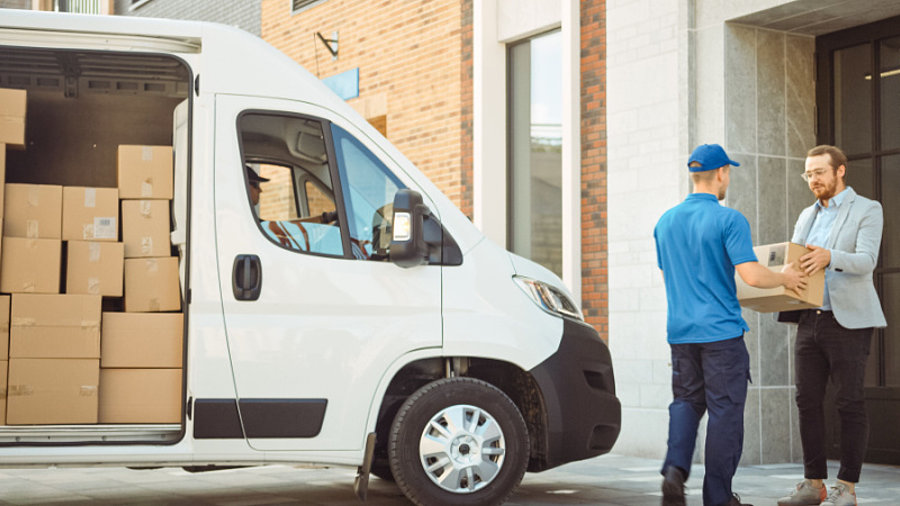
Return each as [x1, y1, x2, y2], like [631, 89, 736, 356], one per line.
[607, 0, 686, 459]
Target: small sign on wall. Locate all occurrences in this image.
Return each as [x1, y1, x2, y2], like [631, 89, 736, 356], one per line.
[322, 68, 359, 100]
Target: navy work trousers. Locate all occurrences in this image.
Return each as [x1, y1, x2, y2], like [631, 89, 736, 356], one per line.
[796, 309, 873, 483]
[662, 335, 750, 506]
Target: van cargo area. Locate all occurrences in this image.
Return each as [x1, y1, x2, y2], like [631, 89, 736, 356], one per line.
[0, 46, 190, 443]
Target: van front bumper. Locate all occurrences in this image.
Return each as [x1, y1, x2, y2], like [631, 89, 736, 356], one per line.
[528, 318, 621, 471]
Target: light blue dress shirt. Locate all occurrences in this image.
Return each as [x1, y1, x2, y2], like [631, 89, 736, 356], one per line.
[805, 187, 850, 310]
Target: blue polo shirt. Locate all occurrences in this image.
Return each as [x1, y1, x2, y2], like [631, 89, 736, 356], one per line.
[654, 193, 757, 344]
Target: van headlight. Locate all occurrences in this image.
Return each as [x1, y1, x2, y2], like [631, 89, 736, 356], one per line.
[513, 275, 584, 321]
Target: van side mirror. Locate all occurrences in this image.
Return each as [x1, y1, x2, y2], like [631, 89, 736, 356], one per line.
[389, 189, 429, 268]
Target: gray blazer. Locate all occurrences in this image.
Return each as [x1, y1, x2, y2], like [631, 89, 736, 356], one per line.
[791, 187, 887, 329]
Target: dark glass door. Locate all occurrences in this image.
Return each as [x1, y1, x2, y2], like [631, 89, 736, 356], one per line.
[817, 15, 900, 465]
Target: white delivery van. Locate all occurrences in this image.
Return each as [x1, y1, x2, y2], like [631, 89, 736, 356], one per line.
[0, 10, 620, 506]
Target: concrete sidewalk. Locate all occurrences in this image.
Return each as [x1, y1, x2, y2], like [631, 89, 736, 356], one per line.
[510, 453, 900, 505]
[0, 453, 897, 505]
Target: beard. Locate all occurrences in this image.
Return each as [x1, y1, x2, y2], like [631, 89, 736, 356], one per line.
[811, 177, 839, 201]
[717, 187, 726, 201]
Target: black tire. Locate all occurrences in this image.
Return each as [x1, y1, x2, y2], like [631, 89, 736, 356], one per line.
[388, 377, 529, 506]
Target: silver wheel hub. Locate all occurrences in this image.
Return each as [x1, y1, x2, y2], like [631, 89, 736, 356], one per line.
[418, 404, 506, 494]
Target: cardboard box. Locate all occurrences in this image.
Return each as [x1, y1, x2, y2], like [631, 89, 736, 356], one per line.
[122, 200, 171, 258]
[0, 237, 61, 294]
[101, 312, 183, 368]
[99, 368, 181, 423]
[6, 358, 99, 424]
[0, 146, 6, 223]
[0, 88, 26, 148]
[0, 296, 9, 360]
[117, 145, 173, 199]
[66, 241, 125, 296]
[0, 360, 7, 425]
[10, 294, 101, 359]
[62, 187, 119, 242]
[3, 183, 62, 239]
[736, 242, 825, 313]
[124, 257, 181, 312]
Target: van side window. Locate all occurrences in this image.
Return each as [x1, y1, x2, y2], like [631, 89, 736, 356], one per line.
[330, 124, 404, 261]
[240, 114, 344, 257]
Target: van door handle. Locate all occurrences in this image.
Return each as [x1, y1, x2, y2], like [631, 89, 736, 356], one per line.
[232, 254, 262, 301]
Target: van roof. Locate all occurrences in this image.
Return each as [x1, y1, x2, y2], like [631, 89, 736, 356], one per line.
[0, 10, 345, 106]
[0, 9, 204, 52]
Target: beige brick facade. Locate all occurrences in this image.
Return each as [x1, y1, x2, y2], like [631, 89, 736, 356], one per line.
[261, 0, 467, 208]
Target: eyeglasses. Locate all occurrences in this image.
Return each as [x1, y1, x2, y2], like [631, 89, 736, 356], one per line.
[801, 168, 830, 182]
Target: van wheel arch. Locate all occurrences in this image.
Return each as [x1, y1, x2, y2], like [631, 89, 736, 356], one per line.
[373, 358, 549, 476]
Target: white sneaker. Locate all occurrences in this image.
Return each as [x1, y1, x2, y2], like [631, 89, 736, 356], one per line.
[821, 482, 857, 506]
[776, 479, 827, 506]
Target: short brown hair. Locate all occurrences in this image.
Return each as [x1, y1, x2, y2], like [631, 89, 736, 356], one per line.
[690, 164, 724, 185]
[807, 145, 847, 170]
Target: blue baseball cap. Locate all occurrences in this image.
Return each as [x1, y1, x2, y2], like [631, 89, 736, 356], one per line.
[687, 144, 740, 172]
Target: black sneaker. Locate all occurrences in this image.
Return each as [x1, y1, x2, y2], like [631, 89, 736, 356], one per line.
[724, 492, 753, 506]
[661, 466, 686, 506]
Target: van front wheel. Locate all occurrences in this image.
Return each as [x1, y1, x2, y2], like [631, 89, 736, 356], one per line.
[388, 377, 529, 506]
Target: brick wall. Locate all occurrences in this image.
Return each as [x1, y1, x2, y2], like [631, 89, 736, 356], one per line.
[581, 0, 608, 338]
[258, 164, 298, 220]
[114, 0, 262, 36]
[261, 0, 466, 208]
[458, 0, 473, 219]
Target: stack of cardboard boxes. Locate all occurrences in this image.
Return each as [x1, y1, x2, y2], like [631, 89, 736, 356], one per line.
[0, 87, 20, 424]
[0, 88, 182, 425]
[105, 145, 182, 424]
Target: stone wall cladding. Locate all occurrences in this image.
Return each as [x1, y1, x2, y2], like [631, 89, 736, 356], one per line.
[581, 0, 608, 338]
[261, 0, 465, 208]
[114, 0, 262, 36]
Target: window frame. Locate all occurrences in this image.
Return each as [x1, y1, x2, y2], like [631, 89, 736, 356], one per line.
[290, 0, 326, 15]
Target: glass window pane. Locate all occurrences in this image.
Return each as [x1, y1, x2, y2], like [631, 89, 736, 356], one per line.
[305, 180, 333, 217]
[880, 37, 900, 151]
[258, 164, 299, 221]
[882, 273, 900, 386]
[881, 155, 900, 269]
[331, 124, 404, 261]
[845, 157, 874, 200]
[834, 43, 872, 156]
[508, 30, 562, 277]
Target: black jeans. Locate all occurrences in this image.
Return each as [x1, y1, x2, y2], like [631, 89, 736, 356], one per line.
[796, 310, 873, 483]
